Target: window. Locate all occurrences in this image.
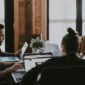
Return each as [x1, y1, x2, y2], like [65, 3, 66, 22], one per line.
[0, 0, 5, 52]
[82, 0, 85, 35]
[49, 0, 76, 48]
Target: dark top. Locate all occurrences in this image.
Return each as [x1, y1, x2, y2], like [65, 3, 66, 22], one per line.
[0, 50, 15, 56]
[21, 53, 85, 85]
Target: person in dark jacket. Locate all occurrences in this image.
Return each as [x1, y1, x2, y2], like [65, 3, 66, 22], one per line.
[21, 27, 85, 85]
[0, 24, 21, 56]
[0, 24, 22, 78]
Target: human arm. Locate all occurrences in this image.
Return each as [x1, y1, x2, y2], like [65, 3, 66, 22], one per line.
[1, 62, 14, 67]
[0, 63, 22, 77]
[1, 49, 21, 57]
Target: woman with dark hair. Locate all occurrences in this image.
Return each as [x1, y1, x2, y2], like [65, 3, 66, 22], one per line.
[79, 36, 85, 59]
[21, 27, 85, 85]
[61, 27, 78, 55]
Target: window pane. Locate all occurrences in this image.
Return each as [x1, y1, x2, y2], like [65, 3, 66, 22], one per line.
[49, 0, 76, 20]
[82, 0, 85, 35]
[0, 0, 4, 19]
[0, 0, 5, 52]
[82, 23, 85, 35]
[49, 22, 76, 48]
[82, 0, 85, 19]
[49, 0, 76, 48]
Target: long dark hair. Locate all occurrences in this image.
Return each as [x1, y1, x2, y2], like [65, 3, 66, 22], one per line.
[0, 24, 4, 29]
[61, 27, 78, 53]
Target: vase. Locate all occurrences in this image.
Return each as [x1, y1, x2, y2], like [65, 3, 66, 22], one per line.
[32, 48, 38, 53]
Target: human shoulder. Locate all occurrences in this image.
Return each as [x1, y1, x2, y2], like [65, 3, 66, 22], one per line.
[0, 51, 16, 56]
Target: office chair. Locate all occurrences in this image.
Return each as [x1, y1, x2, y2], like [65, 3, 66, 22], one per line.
[35, 65, 85, 85]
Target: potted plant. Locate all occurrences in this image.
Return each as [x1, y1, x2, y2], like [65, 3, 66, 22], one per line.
[30, 37, 44, 53]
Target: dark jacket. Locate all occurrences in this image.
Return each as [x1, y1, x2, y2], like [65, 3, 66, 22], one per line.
[21, 53, 85, 85]
[0, 50, 16, 56]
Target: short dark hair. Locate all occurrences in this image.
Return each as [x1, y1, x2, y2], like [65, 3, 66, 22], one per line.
[61, 27, 78, 53]
[0, 24, 4, 29]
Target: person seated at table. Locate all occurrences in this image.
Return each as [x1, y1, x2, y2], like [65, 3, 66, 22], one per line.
[0, 24, 23, 85]
[79, 36, 85, 59]
[21, 27, 85, 85]
[0, 61, 22, 85]
[0, 61, 22, 77]
[0, 24, 21, 78]
[0, 24, 21, 56]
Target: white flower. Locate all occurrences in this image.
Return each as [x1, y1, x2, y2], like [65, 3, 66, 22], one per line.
[30, 37, 44, 48]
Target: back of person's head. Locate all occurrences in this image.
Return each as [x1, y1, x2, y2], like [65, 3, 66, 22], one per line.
[0, 24, 4, 45]
[80, 36, 85, 55]
[61, 27, 78, 54]
[0, 24, 4, 29]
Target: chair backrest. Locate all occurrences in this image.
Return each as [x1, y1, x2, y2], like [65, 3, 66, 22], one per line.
[36, 65, 85, 85]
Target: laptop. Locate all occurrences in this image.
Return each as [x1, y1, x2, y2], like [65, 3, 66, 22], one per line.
[24, 53, 52, 72]
[20, 42, 28, 60]
[14, 42, 29, 71]
[0, 42, 28, 62]
[43, 42, 61, 57]
[11, 57, 32, 83]
[12, 53, 52, 83]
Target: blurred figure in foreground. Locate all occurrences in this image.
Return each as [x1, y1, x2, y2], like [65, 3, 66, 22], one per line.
[21, 27, 85, 85]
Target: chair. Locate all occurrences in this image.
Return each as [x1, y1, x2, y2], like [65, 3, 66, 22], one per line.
[35, 65, 85, 85]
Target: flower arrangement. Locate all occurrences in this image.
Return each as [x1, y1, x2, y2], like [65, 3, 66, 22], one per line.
[30, 37, 44, 49]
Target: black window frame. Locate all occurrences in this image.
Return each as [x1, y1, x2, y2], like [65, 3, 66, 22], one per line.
[5, 0, 14, 52]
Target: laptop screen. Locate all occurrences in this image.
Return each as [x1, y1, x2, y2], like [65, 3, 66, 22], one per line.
[43, 43, 61, 57]
[24, 54, 52, 72]
[20, 42, 28, 59]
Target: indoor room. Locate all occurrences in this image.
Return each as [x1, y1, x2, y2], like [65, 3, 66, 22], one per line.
[0, 0, 85, 85]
